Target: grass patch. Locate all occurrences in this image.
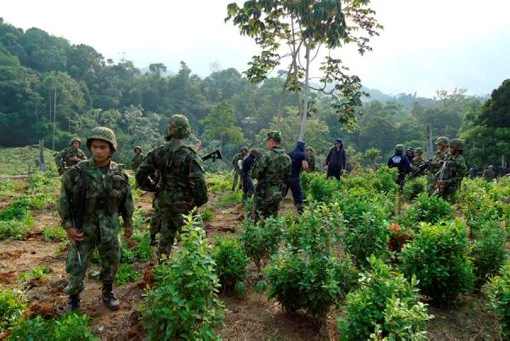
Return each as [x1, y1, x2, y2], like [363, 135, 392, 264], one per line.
[115, 263, 140, 285]
[42, 225, 67, 242]
[218, 191, 242, 208]
[0, 146, 57, 176]
[18, 266, 51, 283]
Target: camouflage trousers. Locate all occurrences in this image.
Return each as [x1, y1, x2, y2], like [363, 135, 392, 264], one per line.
[232, 170, 241, 191]
[253, 184, 283, 222]
[157, 207, 187, 257]
[64, 224, 120, 296]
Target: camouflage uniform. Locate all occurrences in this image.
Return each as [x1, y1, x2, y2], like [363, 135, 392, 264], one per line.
[58, 127, 133, 310]
[251, 131, 291, 221]
[136, 114, 208, 257]
[131, 146, 144, 171]
[435, 138, 467, 200]
[232, 148, 248, 191]
[54, 138, 87, 175]
[305, 147, 316, 172]
[483, 165, 496, 181]
[428, 136, 449, 193]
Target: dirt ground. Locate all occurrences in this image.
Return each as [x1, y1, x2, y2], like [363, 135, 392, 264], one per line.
[0, 179, 501, 341]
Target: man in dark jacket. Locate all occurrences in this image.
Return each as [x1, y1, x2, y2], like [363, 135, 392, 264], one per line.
[388, 144, 412, 190]
[241, 148, 260, 202]
[326, 139, 347, 180]
[287, 141, 307, 213]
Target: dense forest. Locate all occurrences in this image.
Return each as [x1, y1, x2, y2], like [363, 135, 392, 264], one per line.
[0, 18, 508, 167]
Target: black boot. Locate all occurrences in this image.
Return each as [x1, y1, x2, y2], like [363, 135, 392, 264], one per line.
[102, 282, 120, 311]
[68, 294, 80, 311]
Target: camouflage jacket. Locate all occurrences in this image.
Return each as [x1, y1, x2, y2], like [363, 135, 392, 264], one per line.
[252, 147, 291, 190]
[430, 150, 448, 175]
[55, 147, 87, 170]
[232, 153, 245, 172]
[441, 154, 467, 188]
[131, 153, 144, 171]
[58, 160, 134, 231]
[136, 139, 208, 211]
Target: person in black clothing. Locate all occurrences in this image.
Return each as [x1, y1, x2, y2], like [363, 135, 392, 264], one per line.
[388, 144, 412, 190]
[287, 141, 307, 213]
[325, 139, 347, 180]
[241, 148, 260, 202]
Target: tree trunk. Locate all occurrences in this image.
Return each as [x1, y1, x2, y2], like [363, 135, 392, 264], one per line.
[298, 44, 311, 142]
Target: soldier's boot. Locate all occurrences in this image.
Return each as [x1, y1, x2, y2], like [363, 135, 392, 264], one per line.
[102, 282, 120, 311]
[68, 294, 80, 311]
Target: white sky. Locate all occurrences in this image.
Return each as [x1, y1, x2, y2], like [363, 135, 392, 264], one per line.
[2, 0, 509, 97]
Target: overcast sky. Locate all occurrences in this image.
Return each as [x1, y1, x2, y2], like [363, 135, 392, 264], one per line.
[2, 0, 509, 97]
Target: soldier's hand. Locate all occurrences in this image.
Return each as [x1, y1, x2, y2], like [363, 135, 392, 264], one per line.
[67, 227, 84, 242]
[302, 160, 309, 171]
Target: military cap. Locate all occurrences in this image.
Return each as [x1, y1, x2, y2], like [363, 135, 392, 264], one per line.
[335, 138, 343, 144]
[87, 127, 118, 152]
[70, 137, 81, 146]
[449, 138, 464, 150]
[134, 146, 142, 152]
[395, 144, 404, 153]
[267, 131, 282, 143]
[166, 114, 191, 140]
[435, 136, 449, 145]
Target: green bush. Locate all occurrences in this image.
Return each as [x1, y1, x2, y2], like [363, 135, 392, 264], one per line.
[265, 249, 357, 318]
[241, 217, 285, 270]
[51, 313, 98, 341]
[0, 215, 33, 240]
[18, 266, 50, 283]
[485, 261, 510, 339]
[400, 221, 474, 304]
[42, 226, 67, 242]
[7, 315, 53, 340]
[338, 191, 390, 266]
[304, 173, 341, 203]
[0, 289, 26, 332]
[471, 220, 507, 288]
[400, 193, 453, 229]
[133, 231, 153, 262]
[115, 263, 140, 285]
[207, 173, 232, 193]
[402, 176, 427, 201]
[201, 207, 215, 222]
[143, 214, 224, 340]
[0, 197, 30, 221]
[212, 236, 249, 292]
[338, 257, 431, 341]
[217, 191, 242, 207]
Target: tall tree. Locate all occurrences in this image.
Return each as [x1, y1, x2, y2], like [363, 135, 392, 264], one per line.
[226, 0, 382, 139]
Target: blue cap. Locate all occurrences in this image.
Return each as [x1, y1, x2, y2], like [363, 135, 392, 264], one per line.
[335, 139, 342, 144]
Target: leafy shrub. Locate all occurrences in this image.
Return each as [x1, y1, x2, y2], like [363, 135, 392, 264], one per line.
[133, 231, 152, 262]
[241, 217, 285, 270]
[0, 197, 30, 221]
[485, 261, 510, 339]
[370, 166, 399, 194]
[207, 173, 232, 193]
[120, 244, 136, 264]
[51, 313, 98, 341]
[143, 214, 224, 340]
[212, 236, 249, 292]
[115, 263, 140, 285]
[400, 221, 474, 304]
[0, 216, 33, 240]
[471, 220, 507, 288]
[400, 193, 453, 229]
[7, 315, 53, 340]
[338, 257, 431, 341]
[265, 249, 357, 318]
[201, 207, 215, 222]
[218, 191, 242, 208]
[305, 173, 341, 203]
[0, 289, 26, 332]
[18, 266, 50, 283]
[339, 191, 390, 266]
[42, 226, 67, 241]
[403, 176, 427, 201]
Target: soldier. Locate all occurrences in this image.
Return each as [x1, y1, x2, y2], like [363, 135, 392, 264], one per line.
[136, 114, 208, 258]
[232, 147, 249, 191]
[483, 165, 497, 181]
[287, 141, 307, 213]
[131, 146, 144, 171]
[435, 138, 467, 200]
[387, 144, 412, 190]
[325, 139, 347, 180]
[54, 137, 87, 175]
[413, 148, 426, 168]
[251, 131, 291, 221]
[58, 127, 133, 311]
[241, 148, 260, 202]
[305, 146, 316, 172]
[405, 148, 415, 164]
[428, 136, 450, 193]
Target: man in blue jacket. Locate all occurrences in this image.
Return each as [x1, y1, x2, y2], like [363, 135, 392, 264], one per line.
[387, 144, 412, 190]
[287, 140, 307, 213]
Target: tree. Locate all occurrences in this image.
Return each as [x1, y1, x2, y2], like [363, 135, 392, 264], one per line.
[226, 0, 382, 139]
[478, 79, 510, 128]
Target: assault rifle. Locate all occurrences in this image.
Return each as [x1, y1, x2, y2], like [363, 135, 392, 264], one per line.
[410, 160, 432, 177]
[202, 149, 223, 162]
[433, 160, 449, 196]
[69, 168, 88, 265]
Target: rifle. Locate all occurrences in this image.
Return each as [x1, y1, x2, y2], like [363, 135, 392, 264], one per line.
[202, 149, 223, 162]
[410, 160, 432, 177]
[433, 160, 449, 196]
[69, 168, 87, 266]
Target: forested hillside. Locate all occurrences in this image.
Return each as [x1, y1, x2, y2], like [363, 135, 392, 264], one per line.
[0, 18, 508, 167]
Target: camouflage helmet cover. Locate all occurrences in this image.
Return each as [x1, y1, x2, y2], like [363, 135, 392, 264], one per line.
[166, 114, 191, 140]
[449, 138, 464, 151]
[395, 144, 404, 153]
[267, 131, 282, 143]
[87, 127, 118, 152]
[435, 136, 449, 145]
[70, 137, 81, 146]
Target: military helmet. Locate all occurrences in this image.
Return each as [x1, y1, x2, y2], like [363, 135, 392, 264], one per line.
[87, 127, 118, 152]
[435, 136, 449, 146]
[166, 114, 191, 140]
[134, 145, 142, 152]
[70, 137, 81, 146]
[395, 144, 404, 153]
[267, 131, 282, 143]
[415, 147, 423, 155]
[449, 138, 464, 151]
